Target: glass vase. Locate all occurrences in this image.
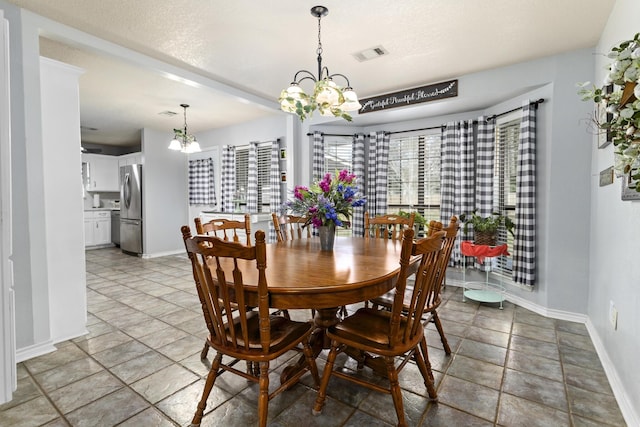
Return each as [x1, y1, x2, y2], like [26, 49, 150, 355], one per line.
[318, 224, 336, 251]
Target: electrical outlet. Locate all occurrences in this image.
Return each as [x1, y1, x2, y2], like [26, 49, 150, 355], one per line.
[609, 301, 618, 330]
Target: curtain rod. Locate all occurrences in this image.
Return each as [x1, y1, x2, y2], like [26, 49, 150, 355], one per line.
[487, 98, 544, 122]
[306, 132, 358, 137]
[307, 98, 545, 137]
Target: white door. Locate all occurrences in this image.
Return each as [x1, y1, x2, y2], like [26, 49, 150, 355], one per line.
[0, 10, 16, 404]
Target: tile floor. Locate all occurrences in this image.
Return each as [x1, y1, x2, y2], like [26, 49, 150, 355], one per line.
[0, 247, 627, 426]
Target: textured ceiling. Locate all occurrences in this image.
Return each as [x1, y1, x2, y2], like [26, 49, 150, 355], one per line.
[6, 0, 616, 146]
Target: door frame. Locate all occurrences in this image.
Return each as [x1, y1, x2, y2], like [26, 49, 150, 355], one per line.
[0, 9, 16, 405]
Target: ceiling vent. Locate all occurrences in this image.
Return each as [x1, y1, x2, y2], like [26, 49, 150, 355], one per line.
[352, 45, 389, 62]
[159, 110, 178, 117]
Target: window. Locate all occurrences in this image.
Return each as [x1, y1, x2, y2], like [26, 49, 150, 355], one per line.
[324, 136, 353, 236]
[324, 136, 352, 173]
[235, 143, 272, 213]
[494, 117, 520, 273]
[387, 133, 441, 230]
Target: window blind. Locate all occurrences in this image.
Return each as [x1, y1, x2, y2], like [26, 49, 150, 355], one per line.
[324, 136, 354, 236]
[494, 118, 520, 273]
[324, 136, 352, 173]
[387, 133, 441, 223]
[236, 143, 272, 212]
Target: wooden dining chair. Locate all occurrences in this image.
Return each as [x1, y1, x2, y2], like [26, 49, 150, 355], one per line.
[370, 216, 460, 354]
[182, 227, 320, 427]
[313, 229, 446, 427]
[364, 211, 415, 240]
[272, 213, 311, 242]
[194, 214, 252, 245]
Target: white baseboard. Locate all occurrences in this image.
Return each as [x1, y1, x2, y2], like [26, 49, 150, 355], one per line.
[503, 292, 588, 323]
[585, 318, 639, 427]
[52, 328, 88, 345]
[15, 340, 56, 363]
[142, 249, 184, 259]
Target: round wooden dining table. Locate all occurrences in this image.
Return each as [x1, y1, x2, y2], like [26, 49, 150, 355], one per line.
[220, 234, 417, 382]
[238, 235, 408, 311]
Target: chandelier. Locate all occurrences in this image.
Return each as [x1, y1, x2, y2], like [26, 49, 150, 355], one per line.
[168, 104, 201, 153]
[279, 6, 361, 122]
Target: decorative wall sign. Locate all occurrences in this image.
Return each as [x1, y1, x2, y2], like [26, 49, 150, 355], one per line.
[599, 166, 614, 186]
[358, 80, 458, 114]
[621, 169, 640, 200]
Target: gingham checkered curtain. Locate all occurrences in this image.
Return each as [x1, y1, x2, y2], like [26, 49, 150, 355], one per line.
[513, 102, 537, 286]
[475, 117, 495, 218]
[188, 158, 216, 205]
[366, 131, 390, 217]
[220, 145, 236, 212]
[246, 142, 258, 212]
[268, 140, 282, 242]
[441, 120, 475, 264]
[312, 131, 325, 182]
[311, 132, 324, 236]
[351, 133, 366, 236]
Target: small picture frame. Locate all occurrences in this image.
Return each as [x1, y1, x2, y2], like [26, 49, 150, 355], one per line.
[597, 84, 613, 149]
[280, 148, 287, 159]
[599, 166, 614, 186]
[621, 169, 640, 200]
[280, 171, 287, 182]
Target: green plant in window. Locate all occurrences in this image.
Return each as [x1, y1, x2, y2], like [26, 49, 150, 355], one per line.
[396, 210, 426, 226]
[459, 210, 514, 237]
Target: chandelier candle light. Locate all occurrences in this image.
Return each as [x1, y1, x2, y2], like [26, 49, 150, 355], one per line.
[279, 6, 362, 122]
[168, 104, 201, 153]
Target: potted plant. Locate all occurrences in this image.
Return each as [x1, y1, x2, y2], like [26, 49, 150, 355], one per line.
[577, 32, 640, 190]
[396, 210, 427, 237]
[459, 210, 515, 246]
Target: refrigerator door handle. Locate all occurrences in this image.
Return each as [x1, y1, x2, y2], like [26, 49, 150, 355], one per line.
[123, 173, 131, 209]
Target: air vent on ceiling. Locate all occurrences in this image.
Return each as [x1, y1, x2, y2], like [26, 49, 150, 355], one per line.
[353, 45, 388, 62]
[159, 110, 178, 116]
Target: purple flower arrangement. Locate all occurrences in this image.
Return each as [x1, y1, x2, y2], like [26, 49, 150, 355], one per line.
[287, 170, 366, 228]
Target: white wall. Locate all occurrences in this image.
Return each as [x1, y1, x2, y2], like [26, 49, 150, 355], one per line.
[40, 57, 88, 343]
[141, 128, 189, 257]
[587, 0, 640, 423]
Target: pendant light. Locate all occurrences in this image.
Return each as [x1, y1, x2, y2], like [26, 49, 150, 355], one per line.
[168, 104, 201, 153]
[279, 6, 361, 122]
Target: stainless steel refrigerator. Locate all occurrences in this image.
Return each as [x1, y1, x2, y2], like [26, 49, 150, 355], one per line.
[120, 164, 143, 255]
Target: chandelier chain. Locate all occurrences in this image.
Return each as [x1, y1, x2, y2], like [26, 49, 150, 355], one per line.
[316, 15, 323, 58]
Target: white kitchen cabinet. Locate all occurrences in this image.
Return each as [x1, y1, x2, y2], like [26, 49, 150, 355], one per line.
[118, 152, 143, 167]
[82, 153, 119, 191]
[84, 210, 112, 247]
